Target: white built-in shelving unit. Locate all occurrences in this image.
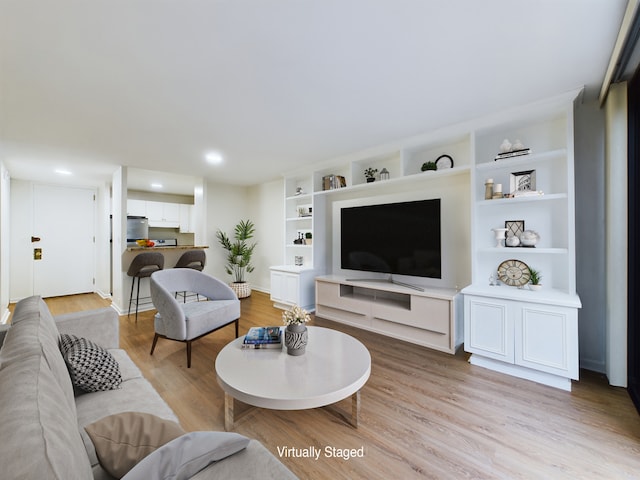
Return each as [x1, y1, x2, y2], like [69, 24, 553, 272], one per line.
[463, 89, 582, 391]
[272, 89, 582, 391]
[271, 129, 472, 313]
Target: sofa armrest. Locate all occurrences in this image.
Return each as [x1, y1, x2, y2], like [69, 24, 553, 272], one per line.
[55, 307, 120, 349]
[0, 324, 10, 348]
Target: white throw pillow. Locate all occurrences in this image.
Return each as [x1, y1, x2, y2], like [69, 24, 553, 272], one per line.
[121, 431, 250, 480]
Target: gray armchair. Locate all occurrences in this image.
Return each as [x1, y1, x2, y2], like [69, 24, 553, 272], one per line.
[149, 269, 240, 367]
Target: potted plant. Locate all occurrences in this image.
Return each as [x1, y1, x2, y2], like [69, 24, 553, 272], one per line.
[421, 161, 437, 172]
[215, 219, 257, 298]
[305, 232, 312, 245]
[364, 167, 378, 183]
[282, 305, 311, 355]
[528, 266, 542, 291]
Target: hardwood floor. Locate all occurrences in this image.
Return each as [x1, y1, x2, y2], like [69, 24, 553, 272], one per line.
[25, 292, 640, 479]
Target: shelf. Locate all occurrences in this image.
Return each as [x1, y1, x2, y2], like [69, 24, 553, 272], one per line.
[478, 247, 568, 254]
[270, 265, 315, 273]
[314, 165, 470, 196]
[461, 284, 581, 308]
[286, 244, 312, 249]
[286, 216, 313, 222]
[476, 148, 567, 172]
[285, 193, 313, 201]
[476, 193, 567, 206]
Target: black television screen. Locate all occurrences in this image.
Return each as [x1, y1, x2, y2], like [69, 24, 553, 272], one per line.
[340, 199, 441, 278]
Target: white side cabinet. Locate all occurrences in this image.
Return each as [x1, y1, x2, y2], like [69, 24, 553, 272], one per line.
[464, 290, 579, 391]
[270, 266, 316, 311]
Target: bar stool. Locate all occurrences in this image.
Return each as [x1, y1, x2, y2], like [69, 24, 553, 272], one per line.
[127, 252, 164, 322]
[174, 250, 206, 302]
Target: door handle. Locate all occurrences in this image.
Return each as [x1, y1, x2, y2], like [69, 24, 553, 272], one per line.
[31, 236, 41, 242]
[34, 248, 42, 260]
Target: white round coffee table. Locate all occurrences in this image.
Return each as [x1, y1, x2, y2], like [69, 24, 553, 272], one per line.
[215, 326, 371, 430]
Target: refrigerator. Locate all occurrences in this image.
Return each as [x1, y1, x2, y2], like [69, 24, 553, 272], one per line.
[126, 216, 149, 246]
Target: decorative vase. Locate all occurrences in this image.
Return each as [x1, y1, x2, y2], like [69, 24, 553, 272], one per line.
[506, 235, 521, 247]
[499, 139, 512, 153]
[284, 324, 308, 356]
[492, 228, 508, 248]
[366, 177, 375, 183]
[529, 284, 543, 291]
[520, 230, 540, 247]
[230, 282, 251, 299]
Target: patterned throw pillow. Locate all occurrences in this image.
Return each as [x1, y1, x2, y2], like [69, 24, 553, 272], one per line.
[59, 334, 122, 393]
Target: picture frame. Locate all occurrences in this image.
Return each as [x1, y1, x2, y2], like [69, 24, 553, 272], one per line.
[510, 169, 536, 195]
[505, 220, 525, 246]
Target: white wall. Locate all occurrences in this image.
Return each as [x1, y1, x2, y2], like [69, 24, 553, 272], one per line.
[247, 179, 285, 292]
[95, 182, 112, 298]
[203, 180, 251, 284]
[9, 179, 33, 301]
[0, 163, 10, 321]
[111, 167, 127, 313]
[604, 82, 628, 387]
[574, 99, 607, 373]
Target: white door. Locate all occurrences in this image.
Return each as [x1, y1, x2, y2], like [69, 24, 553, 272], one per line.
[33, 184, 95, 297]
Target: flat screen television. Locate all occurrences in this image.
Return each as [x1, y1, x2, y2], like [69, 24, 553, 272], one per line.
[340, 198, 441, 279]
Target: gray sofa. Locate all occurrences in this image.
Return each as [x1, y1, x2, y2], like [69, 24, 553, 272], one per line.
[0, 295, 297, 479]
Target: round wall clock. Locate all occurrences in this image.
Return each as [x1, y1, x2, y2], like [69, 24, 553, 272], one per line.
[435, 154, 454, 169]
[497, 259, 531, 287]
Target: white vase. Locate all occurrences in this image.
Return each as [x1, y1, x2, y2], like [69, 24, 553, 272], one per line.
[492, 228, 508, 248]
[529, 284, 542, 291]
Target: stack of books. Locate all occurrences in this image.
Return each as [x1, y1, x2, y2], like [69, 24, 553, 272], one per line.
[241, 326, 283, 349]
[494, 148, 531, 161]
[322, 174, 347, 190]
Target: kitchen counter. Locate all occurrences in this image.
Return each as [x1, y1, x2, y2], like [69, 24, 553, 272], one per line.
[125, 245, 209, 252]
[122, 245, 210, 273]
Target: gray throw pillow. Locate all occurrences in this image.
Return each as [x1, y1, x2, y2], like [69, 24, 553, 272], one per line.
[59, 334, 122, 392]
[121, 431, 250, 480]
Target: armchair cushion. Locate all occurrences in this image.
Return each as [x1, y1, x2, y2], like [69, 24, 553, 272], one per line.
[151, 270, 240, 342]
[155, 299, 240, 340]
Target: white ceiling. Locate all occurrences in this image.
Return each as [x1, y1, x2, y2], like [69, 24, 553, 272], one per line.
[0, 0, 628, 194]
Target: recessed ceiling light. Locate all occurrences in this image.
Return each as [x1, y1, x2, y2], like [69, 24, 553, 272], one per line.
[55, 169, 72, 175]
[205, 152, 223, 165]
[151, 183, 163, 189]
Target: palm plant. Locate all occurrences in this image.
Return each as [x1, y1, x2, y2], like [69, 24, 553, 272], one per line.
[215, 219, 257, 283]
[528, 266, 542, 285]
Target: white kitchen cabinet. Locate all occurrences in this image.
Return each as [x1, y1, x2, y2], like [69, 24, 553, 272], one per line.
[179, 204, 194, 233]
[270, 266, 316, 311]
[464, 291, 579, 391]
[127, 199, 147, 217]
[146, 201, 180, 227]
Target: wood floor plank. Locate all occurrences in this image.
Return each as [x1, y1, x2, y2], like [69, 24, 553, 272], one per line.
[18, 292, 640, 479]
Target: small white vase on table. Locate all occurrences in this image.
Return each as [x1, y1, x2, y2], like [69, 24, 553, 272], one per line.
[282, 305, 310, 356]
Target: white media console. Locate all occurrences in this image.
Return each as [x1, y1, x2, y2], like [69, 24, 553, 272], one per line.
[315, 275, 463, 354]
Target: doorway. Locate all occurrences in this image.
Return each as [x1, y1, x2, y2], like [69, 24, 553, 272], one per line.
[32, 184, 96, 297]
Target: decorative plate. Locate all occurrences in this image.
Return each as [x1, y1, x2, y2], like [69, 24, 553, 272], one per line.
[435, 154, 454, 169]
[497, 259, 531, 287]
